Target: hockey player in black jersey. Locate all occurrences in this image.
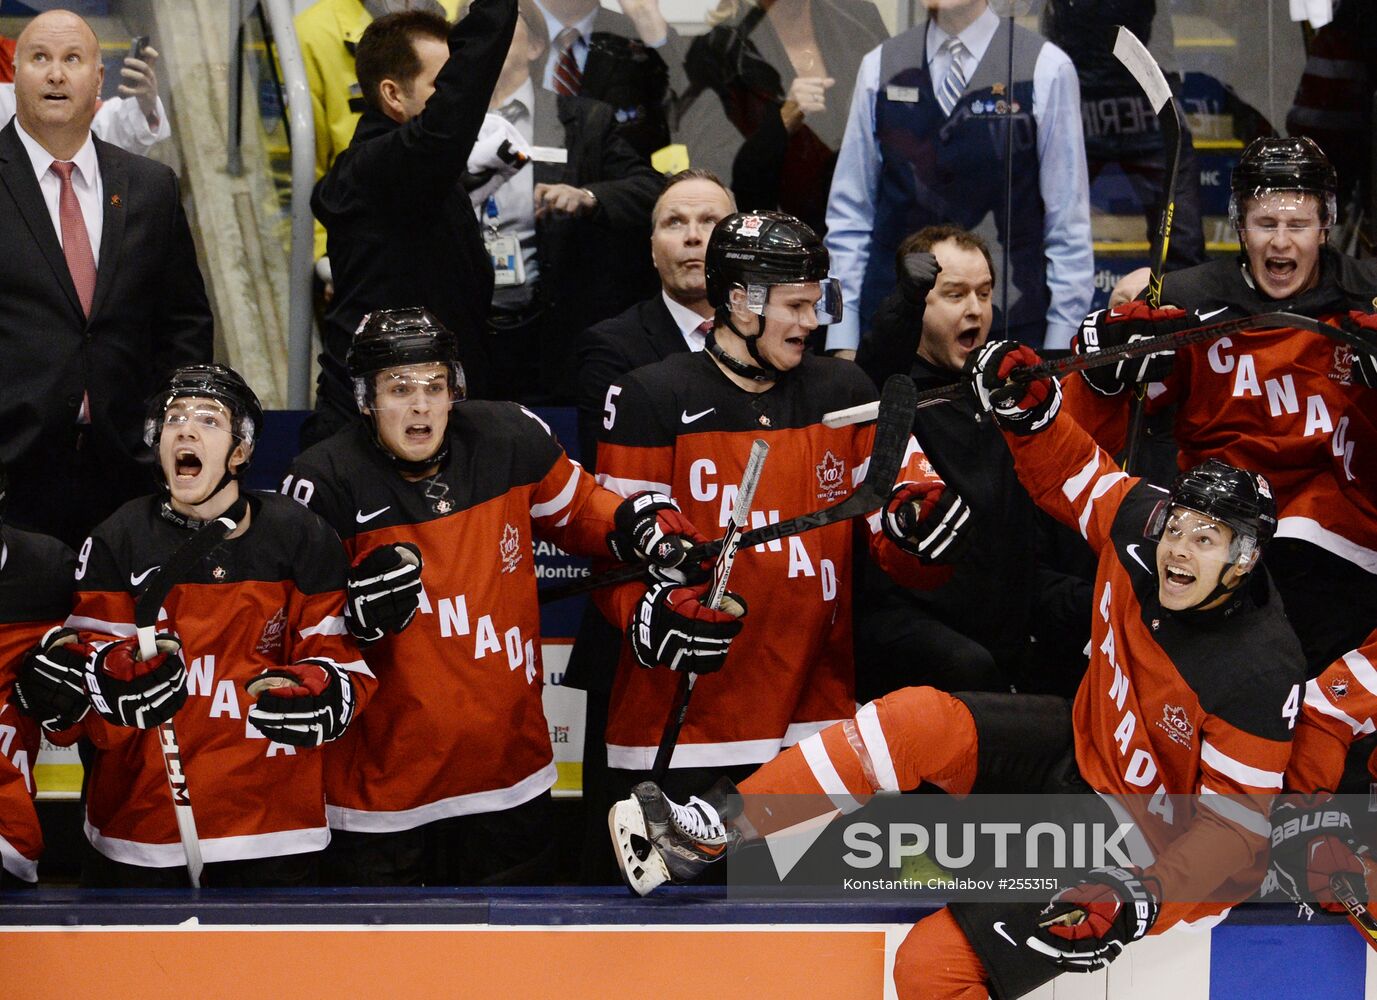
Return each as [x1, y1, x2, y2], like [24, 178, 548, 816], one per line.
[285, 308, 708, 885]
[28, 364, 373, 888]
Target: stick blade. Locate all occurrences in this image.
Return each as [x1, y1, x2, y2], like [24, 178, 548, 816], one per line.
[862, 375, 918, 496]
[1112, 26, 1172, 112]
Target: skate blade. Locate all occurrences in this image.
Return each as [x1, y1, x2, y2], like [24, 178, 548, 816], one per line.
[609, 795, 670, 897]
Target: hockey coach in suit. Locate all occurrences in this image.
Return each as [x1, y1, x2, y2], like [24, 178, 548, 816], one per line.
[0, 10, 213, 549]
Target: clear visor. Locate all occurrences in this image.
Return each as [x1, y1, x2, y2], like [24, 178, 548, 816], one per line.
[743, 278, 844, 326]
[143, 400, 250, 448]
[1228, 188, 1335, 232]
[1144, 501, 1256, 565]
[360, 364, 460, 412]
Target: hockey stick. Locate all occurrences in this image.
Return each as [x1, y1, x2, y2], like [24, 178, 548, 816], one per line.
[649, 438, 769, 782]
[1113, 25, 1185, 474]
[1331, 871, 1377, 953]
[131, 503, 243, 889]
[822, 311, 1367, 428]
[539, 374, 920, 604]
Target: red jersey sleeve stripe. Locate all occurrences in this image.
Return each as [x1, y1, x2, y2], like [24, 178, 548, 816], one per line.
[1341, 647, 1377, 696]
[855, 702, 900, 792]
[307, 655, 374, 678]
[1198, 785, 1272, 837]
[1062, 453, 1100, 503]
[299, 614, 347, 639]
[1303, 676, 1374, 736]
[530, 466, 580, 520]
[596, 472, 673, 498]
[1075, 471, 1130, 540]
[66, 614, 134, 637]
[797, 732, 865, 814]
[1200, 739, 1283, 789]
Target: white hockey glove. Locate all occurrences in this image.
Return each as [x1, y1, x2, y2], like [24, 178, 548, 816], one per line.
[465, 113, 531, 208]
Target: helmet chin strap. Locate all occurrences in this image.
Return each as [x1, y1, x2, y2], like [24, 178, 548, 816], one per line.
[1176, 561, 1251, 614]
[709, 317, 780, 383]
[159, 488, 249, 531]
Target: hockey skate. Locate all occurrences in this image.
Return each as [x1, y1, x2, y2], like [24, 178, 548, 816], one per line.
[609, 780, 739, 896]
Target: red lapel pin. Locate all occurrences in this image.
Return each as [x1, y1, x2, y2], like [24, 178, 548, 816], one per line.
[110, 194, 122, 207]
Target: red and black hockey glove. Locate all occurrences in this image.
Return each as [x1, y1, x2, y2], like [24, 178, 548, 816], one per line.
[1268, 792, 1373, 915]
[1027, 866, 1161, 972]
[1074, 302, 1187, 397]
[881, 481, 972, 564]
[246, 660, 356, 747]
[609, 491, 708, 583]
[629, 580, 746, 674]
[14, 626, 95, 733]
[965, 341, 1061, 435]
[1339, 311, 1377, 388]
[346, 542, 423, 644]
[85, 633, 188, 729]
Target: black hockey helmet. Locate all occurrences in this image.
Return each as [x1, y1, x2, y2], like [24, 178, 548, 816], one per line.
[705, 211, 834, 310]
[347, 307, 467, 411]
[1146, 458, 1277, 565]
[143, 363, 263, 458]
[1229, 136, 1338, 227]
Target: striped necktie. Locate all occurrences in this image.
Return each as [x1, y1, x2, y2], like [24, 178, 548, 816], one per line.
[937, 37, 969, 117]
[553, 28, 583, 97]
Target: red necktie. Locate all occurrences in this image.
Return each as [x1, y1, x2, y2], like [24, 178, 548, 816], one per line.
[50, 160, 97, 316]
[553, 28, 583, 97]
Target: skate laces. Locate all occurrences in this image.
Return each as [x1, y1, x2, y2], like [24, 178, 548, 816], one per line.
[670, 796, 728, 848]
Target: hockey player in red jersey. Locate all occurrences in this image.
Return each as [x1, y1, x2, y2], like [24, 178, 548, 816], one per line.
[1066, 136, 1377, 673]
[611, 341, 1306, 999]
[23, 365, 373, 887]
[0, 462, 77, 888]
[285, 308, 704, 885]
[592, 211, 971, 840]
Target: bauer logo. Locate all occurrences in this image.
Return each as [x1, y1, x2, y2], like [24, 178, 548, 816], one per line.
[499, 523, 523, 574]
[815, 450, 847, 502]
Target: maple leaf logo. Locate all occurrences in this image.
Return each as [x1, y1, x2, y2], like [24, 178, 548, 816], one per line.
[815, 450, 847, 501]
[499, 523, 523, 574]
[1155, 704, 1194, 748]
[255, 607, 287, 657]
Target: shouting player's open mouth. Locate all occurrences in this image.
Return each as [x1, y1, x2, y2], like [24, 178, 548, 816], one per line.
[174, 448, 204, 483]
[1263, 255, 1297, 281]
[956, 325, 982, 353]
[405, 422, 434, 447]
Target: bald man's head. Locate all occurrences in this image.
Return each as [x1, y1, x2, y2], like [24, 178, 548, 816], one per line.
[14, 10, 104, 155]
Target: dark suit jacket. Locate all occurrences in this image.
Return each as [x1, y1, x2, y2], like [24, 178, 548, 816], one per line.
[528, 87, 662, 402]
[574, 292, 688, 464]
[582, 8, 683, 159]
[0, 120, 212, 544]
[309, 0, 516, 439]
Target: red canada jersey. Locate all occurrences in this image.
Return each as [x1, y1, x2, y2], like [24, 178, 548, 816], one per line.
[63, 493, 369, 868]
[1006, 413, 1305, 924]
[595, 352, 946, 770]
[1287, 628, 1377, 793]
[286, 404, 619, 832]
[1064, 314, 1377, 572]
[0, 526, 76, 882]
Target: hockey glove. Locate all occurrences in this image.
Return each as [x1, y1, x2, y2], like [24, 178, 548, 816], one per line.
[463, 113, 532, 208]
[85, 633, 188, 729]
[608, 491, 707, 583]
[629, 580, 746, 674]
[1340, 311, 1377, 388]
[1268, 792, 1373, 915]
[882, 481, 972, 564]
[897, 251, 941, 307]
[346, 542, 423, 644]
[1074, 302, 1187, 397]
[246, 660, 356, 747]
[1027, 866, 1161, 972]
[965, 340, 1061, 435]
[14, 626, 94, 733]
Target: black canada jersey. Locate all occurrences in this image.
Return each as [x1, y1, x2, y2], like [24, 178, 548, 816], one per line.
[0, 526, 76, 881]
[595, 351, 948, 769]
[286, 402, 620, 830]
[63, 492, 370, 867]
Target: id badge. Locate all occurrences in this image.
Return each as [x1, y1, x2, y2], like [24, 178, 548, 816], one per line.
[486, 233, 525, 287]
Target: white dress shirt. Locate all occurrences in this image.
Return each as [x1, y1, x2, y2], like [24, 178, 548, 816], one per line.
[14, 118, 103, 266]
[533, 0, 598, 93]
[489, 79, 540, 310]
[661, 291, 712, 352]
[824, 6, 1093, 350]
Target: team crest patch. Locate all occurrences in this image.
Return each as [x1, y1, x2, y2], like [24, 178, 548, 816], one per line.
[1155, 704, 1194, 748]
[815, 450, 847, 501]
[1255, 474, 1272, 499]
[256, 607, 287, 657]
[738, 214, 763, 238]
[1330, 345, 1355, 386]
[500, 523, 523, 574]
[1329, 675, 1350, 699]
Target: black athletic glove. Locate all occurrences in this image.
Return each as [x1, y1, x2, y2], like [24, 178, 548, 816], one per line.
[14, 626, 94, 733]
[85, 633, 188, 729]
[897, 251, 941, 307]
[346, 542, 423, 644]
[629, 580, 746, 674]
[881, 481, 972, 564]
[1074, 302, 1187, 397]
[1340, 311, 1377, 388]
[1268, 792, 1373, 915]
[965, 340, 1061, 435]
[1027, 866, 1161, 972]
[608, 491, 707, 583]
[246, 660, 356, 747]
